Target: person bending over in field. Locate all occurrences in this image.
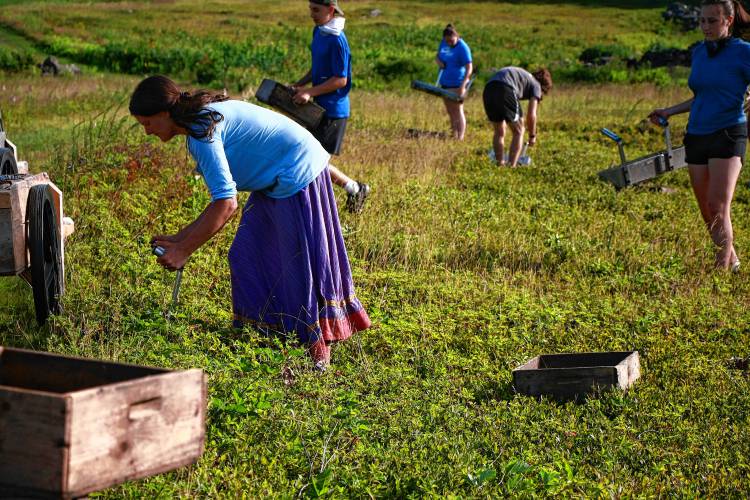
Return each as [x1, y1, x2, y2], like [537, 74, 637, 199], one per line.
[291, 0, 370, 214]
[650, 0, 750, 271]
[435, 24, 473, 140]
[130, 75, 371, 370]
[482, 66, 552, 167]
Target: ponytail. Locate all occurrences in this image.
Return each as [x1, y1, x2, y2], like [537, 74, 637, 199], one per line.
[129, 75, 229, 140]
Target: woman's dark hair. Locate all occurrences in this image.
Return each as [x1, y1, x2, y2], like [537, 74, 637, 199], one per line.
[129, 75, 229, 140]
[701, 0, 750, 37]
[443, 24, 458, 38]
[532, 68, 553, 95]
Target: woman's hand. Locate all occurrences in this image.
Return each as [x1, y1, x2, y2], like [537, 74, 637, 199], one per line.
[150, 234, 181, 245]
[648, 109, 670, 126]
[152, 238, 190, 271]
[528, 135, 537, 147]
[458, 83, 467, 97]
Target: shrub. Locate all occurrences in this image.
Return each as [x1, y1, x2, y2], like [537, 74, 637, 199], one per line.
[0, 48, 34, 71]
[373, 57, 430, 82]
[579, 44, 636, 65]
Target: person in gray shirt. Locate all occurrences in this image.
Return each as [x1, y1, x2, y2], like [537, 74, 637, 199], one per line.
[482, 67, 552, 166]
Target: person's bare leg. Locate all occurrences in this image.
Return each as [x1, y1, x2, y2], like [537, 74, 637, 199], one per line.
[328, 164, 352, 187]
[706, 156, 742, 269]
[442, 97, 454, 136]
[443, 93, 464, 139]
[456, 102, 466, 140]
[508, 119, 525, 166]
[688, 164, 711, 225]
[688, 164, 738, 266]
[492, 121, 506, 165]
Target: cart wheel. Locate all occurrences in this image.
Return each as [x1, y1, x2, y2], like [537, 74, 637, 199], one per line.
[0, 147, 17, 175]
[27, 184, 62, 325]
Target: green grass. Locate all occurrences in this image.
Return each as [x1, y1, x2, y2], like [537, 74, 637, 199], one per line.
[1, 1, 750, 497]
[0, 0, 700, 88]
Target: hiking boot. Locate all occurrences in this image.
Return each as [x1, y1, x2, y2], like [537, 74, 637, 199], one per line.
[346, 182, 370, 214]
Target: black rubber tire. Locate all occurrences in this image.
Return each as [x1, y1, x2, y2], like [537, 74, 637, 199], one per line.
[27, 184, 62, 325]
[0, 147, 17, 175]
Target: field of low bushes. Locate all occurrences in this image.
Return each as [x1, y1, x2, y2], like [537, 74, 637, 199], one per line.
[1, 0, 700, 88]
[1, 0, 749, 497]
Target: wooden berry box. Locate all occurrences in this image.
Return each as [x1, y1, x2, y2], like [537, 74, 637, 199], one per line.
[255, 78, 325, 130]
[0, 346, 206, 499]
[512, 351, 641, 401]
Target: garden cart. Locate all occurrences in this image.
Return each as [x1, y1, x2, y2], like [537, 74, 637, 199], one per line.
[598, 118, 687, 189]
[0, 111, 74, 324]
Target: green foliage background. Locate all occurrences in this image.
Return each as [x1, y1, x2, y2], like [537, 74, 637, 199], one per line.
[0, 0, 701, 88]
[1, 0, 750, 497]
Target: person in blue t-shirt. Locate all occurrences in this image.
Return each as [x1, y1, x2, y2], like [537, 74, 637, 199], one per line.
[650, 0, 750, 271]
[291, 0, 370, 214]
[435, 24, 473, 140]
[129, 75, 371, 369]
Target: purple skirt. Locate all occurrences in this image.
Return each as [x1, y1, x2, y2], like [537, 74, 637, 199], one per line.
[229, 167, 371, 344]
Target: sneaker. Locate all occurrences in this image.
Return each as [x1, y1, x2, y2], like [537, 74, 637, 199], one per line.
[732, 260, 741, 273]
[346, 181, 370, 214]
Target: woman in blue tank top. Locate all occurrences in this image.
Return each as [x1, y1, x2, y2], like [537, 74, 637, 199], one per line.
[650, 0, 750, 271]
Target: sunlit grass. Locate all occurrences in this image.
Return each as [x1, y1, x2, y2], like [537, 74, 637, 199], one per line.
[1, 2, 749, 497]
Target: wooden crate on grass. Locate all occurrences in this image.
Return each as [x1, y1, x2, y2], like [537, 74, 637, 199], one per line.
[512, 351, 640, 401]
[0, 346, 206, 499]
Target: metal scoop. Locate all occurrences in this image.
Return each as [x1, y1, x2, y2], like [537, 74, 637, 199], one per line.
[152, 245, 183, 308]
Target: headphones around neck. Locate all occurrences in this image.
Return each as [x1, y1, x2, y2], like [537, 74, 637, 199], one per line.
[706, 37, 732, 57]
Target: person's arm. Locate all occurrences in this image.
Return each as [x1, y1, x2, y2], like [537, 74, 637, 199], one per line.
[151, 207, 219, 244]
[649, 98, 694, 124]
[459, 62, 473, 96]
[153, 197, 238, 271]
[293, 75, 347, 104]
[292, 70, 313, 90]
[526, 98, 539, 146]
[435, 55, 446, 69]
[294, 35, 350, 104]
[157, 135, 238, 270]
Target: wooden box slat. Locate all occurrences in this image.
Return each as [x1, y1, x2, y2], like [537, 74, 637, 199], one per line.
[0, 347, 163, 393]
[0, 386, 70, 493]
[512, 351, 640, 401]
[0, 347, 206, 499]
[255, 78, 325, 130]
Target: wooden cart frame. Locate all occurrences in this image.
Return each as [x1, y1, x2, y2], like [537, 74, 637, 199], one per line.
[1, 113, 74, 324]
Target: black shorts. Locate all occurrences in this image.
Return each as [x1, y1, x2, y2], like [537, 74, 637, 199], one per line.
[483, 80, 521, 123]
[684, 124, 747, 164]
[311, 117, 348, 155]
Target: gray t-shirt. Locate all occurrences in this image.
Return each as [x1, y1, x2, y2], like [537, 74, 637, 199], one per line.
[489, 67, 542, 101]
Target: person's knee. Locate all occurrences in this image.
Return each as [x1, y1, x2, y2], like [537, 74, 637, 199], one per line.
[707, 199, 729, 219]
[510, 120, 524, 136]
